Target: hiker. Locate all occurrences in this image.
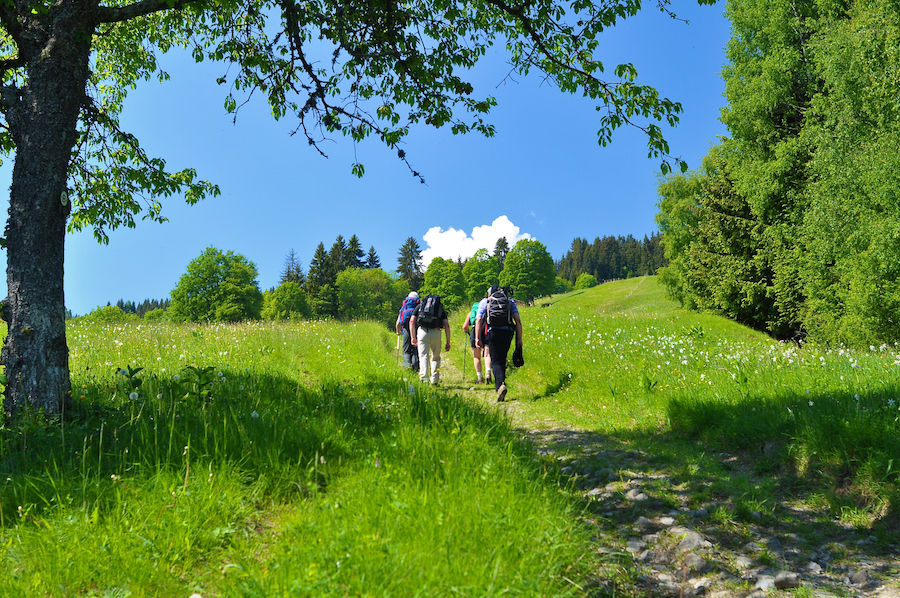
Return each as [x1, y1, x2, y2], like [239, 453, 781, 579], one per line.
[395, 291, 420, 371]
[461, 290, 491, 384]
[409, 294, 451, 385]
[475, 284, 523, 401]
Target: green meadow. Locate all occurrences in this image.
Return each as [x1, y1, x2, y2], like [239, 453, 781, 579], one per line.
[1, 277, 899, 596]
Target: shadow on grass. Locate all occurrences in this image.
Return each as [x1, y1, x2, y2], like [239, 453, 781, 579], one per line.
[526, 425, 899, 598]
[0, 366, 536, 528]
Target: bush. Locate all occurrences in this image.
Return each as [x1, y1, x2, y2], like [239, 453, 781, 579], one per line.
[262, 282, 312, 320]
[79, 305, 140, 323]
[575, 273, 598, 289]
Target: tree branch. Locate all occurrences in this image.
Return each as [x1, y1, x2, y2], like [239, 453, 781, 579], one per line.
[94, 0, 207, 25]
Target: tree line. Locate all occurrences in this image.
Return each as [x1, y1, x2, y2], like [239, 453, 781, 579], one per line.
[655, 0, 900, 347]
[555, 233, 667, 286]
[88, 231, 664, 328]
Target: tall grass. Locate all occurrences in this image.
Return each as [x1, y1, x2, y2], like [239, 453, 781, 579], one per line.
[0, 320, 593, 596]
[509, 276, 900, 526]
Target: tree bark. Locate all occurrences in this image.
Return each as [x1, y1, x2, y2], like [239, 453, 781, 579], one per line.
[2, 6, 93, 417]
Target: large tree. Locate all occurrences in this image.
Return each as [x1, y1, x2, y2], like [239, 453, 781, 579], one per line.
[461, 248, 500, 302]
[500, 239, 556, 303]
[0, 0, 698, 417]
[169, 247, 263, 322]
[420, 257, 466, 310]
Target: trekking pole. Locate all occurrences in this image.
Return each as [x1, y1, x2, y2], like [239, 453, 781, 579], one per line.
[462, 329, 467, 385]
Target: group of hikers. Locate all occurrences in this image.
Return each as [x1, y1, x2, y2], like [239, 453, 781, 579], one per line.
[394, 285, 523, 402]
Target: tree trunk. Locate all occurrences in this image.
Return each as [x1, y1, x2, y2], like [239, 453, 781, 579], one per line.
[2, 9, 93, 418]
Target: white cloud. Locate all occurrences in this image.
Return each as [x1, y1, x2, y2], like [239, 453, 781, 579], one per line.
[420, 215, 532, 266]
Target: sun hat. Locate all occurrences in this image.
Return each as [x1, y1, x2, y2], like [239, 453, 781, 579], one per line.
[408, 291, 419, 299]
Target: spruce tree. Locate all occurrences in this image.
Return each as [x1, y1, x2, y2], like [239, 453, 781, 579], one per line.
[397, 237, 424, 291]
[366, 246, 381, 269]
[494, 237, 510, 271]
[280, 249, 306, 286]
[347, 234, 366, 269]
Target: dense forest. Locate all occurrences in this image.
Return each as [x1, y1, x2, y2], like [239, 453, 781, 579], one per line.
[655, 0, 900, 347]
[555, 234, 666, 284]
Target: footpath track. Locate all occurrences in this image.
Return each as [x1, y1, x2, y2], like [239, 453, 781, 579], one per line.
[438, 349, 900, 598]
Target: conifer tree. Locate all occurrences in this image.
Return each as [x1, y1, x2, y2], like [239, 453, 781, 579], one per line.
[280, 249, 306, 286]
[494, 237, 510, 271]
[397, 237, 424, 291]
[347, 235, 366, 269]
[366, 246, 381, 269]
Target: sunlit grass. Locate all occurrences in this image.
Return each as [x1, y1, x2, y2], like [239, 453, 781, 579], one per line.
[508, 277, 900, 527]
[0, 320, 593, 596]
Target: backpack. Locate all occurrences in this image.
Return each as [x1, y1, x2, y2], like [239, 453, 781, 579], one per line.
[486, 286, 513, 327]
[399, 297, 419, 329]
[468, 302, 479, 326]
[417, 294, 443, 328]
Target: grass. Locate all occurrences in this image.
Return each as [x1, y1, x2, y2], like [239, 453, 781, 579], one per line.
[504, 277, 900, 531]
[1, 321, 593, 596]
[2, 276, 900, 596]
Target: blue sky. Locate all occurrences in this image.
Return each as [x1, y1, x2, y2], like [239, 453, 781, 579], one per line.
[0, 1, 731, 316]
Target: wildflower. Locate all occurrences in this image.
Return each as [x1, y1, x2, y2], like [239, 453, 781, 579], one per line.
[157, 394, 163, 399]
[888, 399, 896, 407]
[251, 411, 259, 418]
[173, 374, 180, 381]
[129, 392, 139, 401]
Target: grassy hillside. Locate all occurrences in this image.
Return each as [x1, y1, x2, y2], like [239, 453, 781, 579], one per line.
[1, 320, 594, 596]
[498, 277, 899, 530]
[1, 276, 898, 597]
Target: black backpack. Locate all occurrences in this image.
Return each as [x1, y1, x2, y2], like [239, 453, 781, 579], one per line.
[486, 286, 512, 327]
[417, 295, 443, 328]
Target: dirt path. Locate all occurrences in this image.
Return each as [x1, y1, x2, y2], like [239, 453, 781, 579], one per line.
[439, 350, 900, 598]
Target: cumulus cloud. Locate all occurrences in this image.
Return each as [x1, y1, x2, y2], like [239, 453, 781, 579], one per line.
[420, 215, 532, 266]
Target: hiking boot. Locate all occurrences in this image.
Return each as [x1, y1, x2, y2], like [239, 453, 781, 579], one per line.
[476, 375, 484, 384]
[486, 374, 492, 385]
[497, 383, 507, 402]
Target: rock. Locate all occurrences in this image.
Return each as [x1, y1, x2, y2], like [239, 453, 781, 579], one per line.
[765, 538, 784, 555]
[560, 465, 574, 475]
[754, 574, 775, 590]
[774, 571, 800, 589]
[734, 556, 753, 569]
[625, 488, 648, 501]
[626, 539, 647, 554]
[635, 515, 653, 528]
[684, 553, 707, 572]
[675, 530, 710, 551]
[658, 516, 675, 526]
[805, 561, 822, 574]
[849, 569, 868, 584]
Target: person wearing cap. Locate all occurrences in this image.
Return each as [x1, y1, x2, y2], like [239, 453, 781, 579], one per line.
[475, 285, 523, 401]
[395, 291, 420, 371]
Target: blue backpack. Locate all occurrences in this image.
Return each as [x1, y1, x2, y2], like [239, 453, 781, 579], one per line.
[399, 297, 419, 328]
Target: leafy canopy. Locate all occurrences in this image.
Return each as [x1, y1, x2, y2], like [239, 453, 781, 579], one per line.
[1, 0, 698, 242]
[169, 247, 263, 322]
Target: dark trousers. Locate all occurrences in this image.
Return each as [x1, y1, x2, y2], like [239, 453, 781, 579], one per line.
[401, 328, 419, 371]
[485, 328, 515, 390]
